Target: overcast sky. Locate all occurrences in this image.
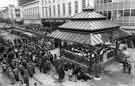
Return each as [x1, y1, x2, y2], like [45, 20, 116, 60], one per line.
[0, 0, 18, 8]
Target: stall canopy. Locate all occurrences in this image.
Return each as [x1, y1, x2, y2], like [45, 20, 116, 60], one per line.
[121, 26, 135, 35]
[48, 8, 120, 45]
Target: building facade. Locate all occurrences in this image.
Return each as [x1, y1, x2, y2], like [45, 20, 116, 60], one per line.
[41, 0, 94, 29]
[14, 7, 23, 24]
[95, 0, 135, 48]
[95, 0, 135, 26]
[18, 0, 95, 25]
[41, 0, 93, 18]
[20, 0, 41, 24]
[0, 5, 22, 24]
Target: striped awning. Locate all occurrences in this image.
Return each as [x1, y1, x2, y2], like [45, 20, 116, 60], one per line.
[59, 20, 119, 31]
[48, 30, 108, 45]
[71, 11, 105, 19]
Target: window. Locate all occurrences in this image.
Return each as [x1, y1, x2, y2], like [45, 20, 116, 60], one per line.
[45, 0, 47, 4]
[30, 8, 32, 16]
[34, 8, 35, 16]
[124, 9, 130, 16]
[103, 11, 108, 16]
[113, 10, 117, 18]
[99, 11, 104, 15]
[68, 2, 71, 15]
[49, 6, 51, 17]
[58, 4, 60, 16]
[118, 10, 124, 16]
[32, 8, 33, 16]
[82, 0, 86, 9]
[15, 8, 20, 17]
[107, 11, 112, 19]
[53, 5, 56, 16]
[131, 9, 135, 16]
[42, 8, 44, 17]
[37, 7, 40, 17]
[49, 0, 51, 3]
[75, 1, 78, 13]
[34, 7, 36, 16]
[15, 9, 20, 12]
[16, 13, 20, 17]
[63, 3, 65, 16]
[104, 0, 112, 3]
[46, 8, 48, 17]
[28, 8, 30, 16]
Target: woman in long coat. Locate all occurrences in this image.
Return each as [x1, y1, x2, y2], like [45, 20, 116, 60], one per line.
[53, 59, 65, 82]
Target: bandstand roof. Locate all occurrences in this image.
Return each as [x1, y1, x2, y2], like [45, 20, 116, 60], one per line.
[71, 11, 105, 20]
[49, 8, 120, 45]
[59, 8, 119, 31]
[59, 20, 119, 31]
[48, 30, 108, 46]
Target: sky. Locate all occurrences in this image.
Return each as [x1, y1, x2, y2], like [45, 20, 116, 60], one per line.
[0, 0, 18, 8]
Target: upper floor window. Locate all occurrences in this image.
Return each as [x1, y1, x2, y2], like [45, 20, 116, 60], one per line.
[75, 1, 78, 13]
[15, 9, 20, 12]
[58, 4, 60, 16]
[63, 3, 66, 16]
[45, 0, 47, 4]
[82, 0, 86, 9]
[103, 11, 108, 17]
[37, 7, 40, 17]
[107, 11, 112, 19]
[118, 10, 124, 16]
[49, 6, 52, 17]
[68, 2, 71, 15]
[16, 13, 20, 17]
[124, 9, 130, 16]
[49, 0, 51, 3]
[46, 8, 48, 17]
[53, 5, 56, 16]
[104, 0, 112, 3]
[131, 9, 135, 16]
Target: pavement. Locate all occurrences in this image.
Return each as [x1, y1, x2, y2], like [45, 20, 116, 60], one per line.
[32, 62, 134, 86]
[0, 49, 133, 86]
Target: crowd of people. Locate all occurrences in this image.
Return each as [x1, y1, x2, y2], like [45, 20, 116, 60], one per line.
[0, 25, 134, 86]
[0, 36, 94, 86]
[0, 37, 55, 86]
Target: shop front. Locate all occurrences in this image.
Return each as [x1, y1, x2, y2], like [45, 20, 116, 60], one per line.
[41, 18, 69, 32]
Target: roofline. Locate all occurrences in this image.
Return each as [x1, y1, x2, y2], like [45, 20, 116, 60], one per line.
[58, 26, 120, 33]
[20, 0, 39, 6]
[42, 17, 71, 20]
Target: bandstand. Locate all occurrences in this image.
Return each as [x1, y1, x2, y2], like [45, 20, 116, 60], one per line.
[48, 8, 121, 76]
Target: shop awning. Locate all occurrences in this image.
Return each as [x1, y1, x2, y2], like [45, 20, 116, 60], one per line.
[121, 26, 135, 35]
[48, 30, 108, 45]
[59, 20, 119, 31]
